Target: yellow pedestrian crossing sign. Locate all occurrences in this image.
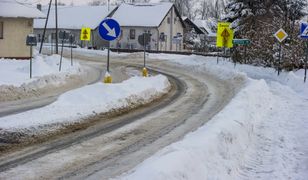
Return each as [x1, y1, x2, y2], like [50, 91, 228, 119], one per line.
[216, 22, 234, 48]
[80, 27, 91, 41]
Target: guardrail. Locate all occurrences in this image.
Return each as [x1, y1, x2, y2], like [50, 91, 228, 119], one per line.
[110, 48, 230, 58]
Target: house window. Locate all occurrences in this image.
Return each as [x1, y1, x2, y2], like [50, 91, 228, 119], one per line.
[51, 33, 56, 40]
[129, 29, 135, 39]
[167, 17, 171, 24]
[0, 22, 3, 39]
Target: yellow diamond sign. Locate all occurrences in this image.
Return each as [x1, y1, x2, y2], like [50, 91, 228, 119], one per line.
[80, 27, 91, 41]
[274, 28, 288, 43]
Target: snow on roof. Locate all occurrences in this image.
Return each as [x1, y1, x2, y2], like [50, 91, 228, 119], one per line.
[111, 3, 173, 27]
[34, 5, 114, 30]
[0, 0, 45, 18]
[194, 19, 217, 37]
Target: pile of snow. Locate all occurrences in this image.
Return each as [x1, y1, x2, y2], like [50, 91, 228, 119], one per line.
[0, 51, 85, 101]
[118, 54, 308, 179]
[0, 75, 171, 141]
[149, 54, 308, 95]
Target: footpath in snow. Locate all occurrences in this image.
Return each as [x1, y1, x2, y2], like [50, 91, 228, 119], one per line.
[0, 75, 171, 144]
[117, 54, 308, 180]
[0, 51, 88, 102]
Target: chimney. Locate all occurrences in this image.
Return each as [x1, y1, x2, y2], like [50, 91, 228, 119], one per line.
[37, 4, 42, 11]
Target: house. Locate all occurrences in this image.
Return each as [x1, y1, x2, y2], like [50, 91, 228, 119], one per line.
[194, 19, 217, 48]
[182, 17, 205, 51]
[110, 3, 185, 51]
[34, 5, 116, 49]
[0, 0, 45, 59]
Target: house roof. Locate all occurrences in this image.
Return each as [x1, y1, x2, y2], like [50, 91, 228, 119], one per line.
[194, 19, 217, 37]
[182, 17, 204, 34]
[0, 0, 45, 19]
[111, 3, 174, 27]
[34, 5, 115, 30]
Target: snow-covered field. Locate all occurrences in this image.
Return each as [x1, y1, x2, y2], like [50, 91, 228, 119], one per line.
[118, 54, 308, 179]
[0, 75, 171, 140]
[0, 51, 86, 101]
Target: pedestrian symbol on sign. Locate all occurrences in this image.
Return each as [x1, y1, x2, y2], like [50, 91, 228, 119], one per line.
[300, 23, 308, 39]
[80, 27, 91, 41]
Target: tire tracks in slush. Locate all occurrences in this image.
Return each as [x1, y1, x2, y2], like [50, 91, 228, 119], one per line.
[0, 57, 243, 180]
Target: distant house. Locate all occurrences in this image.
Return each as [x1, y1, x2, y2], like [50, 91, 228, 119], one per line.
[0, 1, 45, 59]
[34, 5, 116, 49]
[194, 19, 217, 48]
[110, 3, 185, 51]
[182, 17, 205, 51]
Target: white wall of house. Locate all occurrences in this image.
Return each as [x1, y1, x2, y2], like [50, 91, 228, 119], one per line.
[110, 27, 158, 50]
[0, 18, 33, 58]
[110, 6, 184, 51]
[34, 28, 109, 50]
[158, 6, 184, 51]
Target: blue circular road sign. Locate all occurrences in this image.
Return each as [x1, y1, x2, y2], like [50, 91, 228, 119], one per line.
[98, 18, 121, 41]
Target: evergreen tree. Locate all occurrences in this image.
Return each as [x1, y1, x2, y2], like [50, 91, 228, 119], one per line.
[225, 0, 307, 70]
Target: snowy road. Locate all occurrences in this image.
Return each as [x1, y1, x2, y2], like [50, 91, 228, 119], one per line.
[0, 54, 243, 179]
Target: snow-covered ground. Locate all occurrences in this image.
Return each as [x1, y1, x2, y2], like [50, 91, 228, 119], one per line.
[0, 75, 171, 140]
[117, 54, 308, 179]
[0, 52, 81, 86]
[0, 51, 87, 102]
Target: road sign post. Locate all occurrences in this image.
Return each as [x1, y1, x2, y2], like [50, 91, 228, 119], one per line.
[69, 34, 75, 66]
[138, 32, 151, 77]
[300, 23, 308, 82]
[274, 28, 288, 76]
[216, 22, 234, 63]
[26, 34, 37, 79]
[233, 39, 251, 64]
[59, 30, 69, 71]
[98, 18, 121, 83]
[304, 41, 308, 83]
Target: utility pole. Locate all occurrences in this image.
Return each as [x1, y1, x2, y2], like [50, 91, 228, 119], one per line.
[39, 0, 52, 54]
[55, 0, 59, 54]
[108, 0, 110, 12]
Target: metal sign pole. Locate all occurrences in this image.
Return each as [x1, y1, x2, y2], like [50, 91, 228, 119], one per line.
[244, 45, 247, 64]
[59, 39, 64, 71]
[107, 42, 110, 72]
[305, 41, 308, 82]
[144, 33, 146, 67]
[30, 46, 32, 79]
[39, 0, 53, 54]
[71, 41, 73, 66]
[55, 0, 59, 54]
[233, 46, 236, 68]
[278, 43, 282, 76]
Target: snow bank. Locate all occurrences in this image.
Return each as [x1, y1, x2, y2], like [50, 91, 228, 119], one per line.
[118, 54, 308, 179]
[149, 54, 308, 96]
[0, 52, 86, 101]
[0, 75, 171, 141]
[119, 79, 275, 180]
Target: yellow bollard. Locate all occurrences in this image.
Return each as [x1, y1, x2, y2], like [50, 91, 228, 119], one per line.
[103, 72, 112, 83]
[142, 67, 148, 77]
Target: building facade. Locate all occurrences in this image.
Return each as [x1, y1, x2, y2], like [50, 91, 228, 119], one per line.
[110, 3, 185, 51]
[34, 5, 115, 50]
[0, 1, 45, 59]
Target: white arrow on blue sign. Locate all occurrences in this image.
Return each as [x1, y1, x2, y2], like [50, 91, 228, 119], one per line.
[98, 18, 121, 41]
[300, 22, 308, 39]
